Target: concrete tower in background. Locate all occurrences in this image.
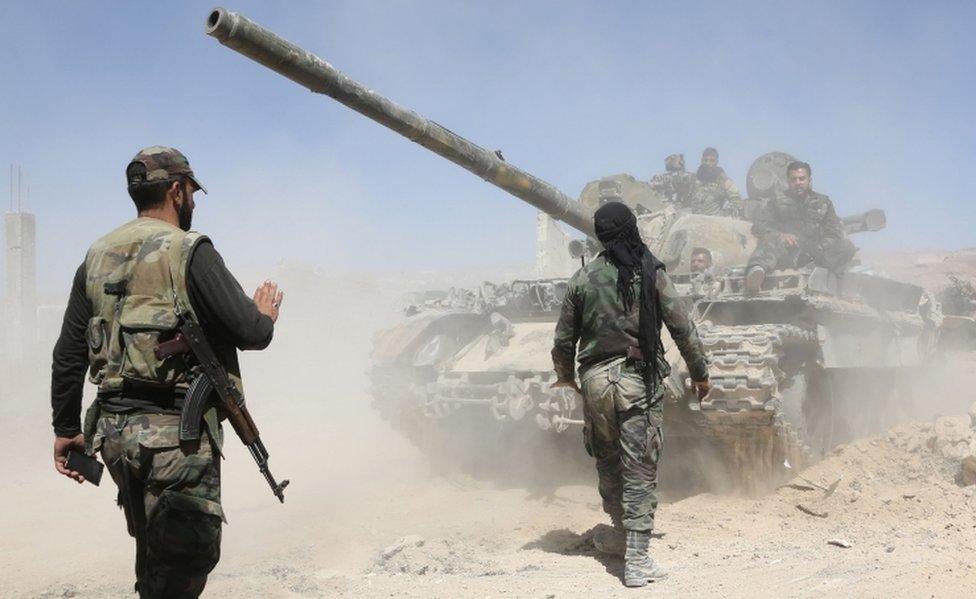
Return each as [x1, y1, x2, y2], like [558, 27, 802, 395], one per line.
[3, 166, 38, 363]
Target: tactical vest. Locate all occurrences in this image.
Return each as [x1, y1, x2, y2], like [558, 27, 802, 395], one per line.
[84, 217, 238, 394]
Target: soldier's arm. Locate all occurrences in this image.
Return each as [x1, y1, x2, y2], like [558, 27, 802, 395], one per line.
[750, 198, 779, 237]
[51, 263, 92, 437]
[724, 177, 744, 215]
[551, 274, 583, 383]
[648, 174, 671, 196]
[657, 270, 709, 381]
[819, 196, 846, 243]
[648, 174, 665, 191]
[187, 240, 275, 351]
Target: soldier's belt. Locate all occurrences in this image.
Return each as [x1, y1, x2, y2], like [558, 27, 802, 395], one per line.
[626, 346, 648, 370]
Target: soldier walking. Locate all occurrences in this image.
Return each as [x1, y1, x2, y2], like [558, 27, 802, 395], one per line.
[51, 146, 284, 598]
[744, 160, 855, 292]
[551, 202, 710, 587]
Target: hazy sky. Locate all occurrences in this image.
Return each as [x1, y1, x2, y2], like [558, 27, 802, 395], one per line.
[2, 1, 974, 297]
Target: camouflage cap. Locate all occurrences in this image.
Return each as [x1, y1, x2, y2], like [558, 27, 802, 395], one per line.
[126, 146, 207, 194]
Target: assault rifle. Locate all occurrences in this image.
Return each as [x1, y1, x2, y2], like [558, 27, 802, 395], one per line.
[155, 319, 289, 503]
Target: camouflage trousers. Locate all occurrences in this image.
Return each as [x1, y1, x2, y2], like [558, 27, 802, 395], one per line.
[89, 411, 224, 599]
[748, 233, 856, 273]
[580, 357, 664, 532]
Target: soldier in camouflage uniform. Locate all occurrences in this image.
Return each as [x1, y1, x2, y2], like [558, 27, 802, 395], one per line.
[680, 147, 743, 216]
[648, 153, 694, 205]
[689, 247, 712, 274]
[745, 160, 856, 292]
[51, 146, 284, 598]
[689, 247, 722, 298]
[552, 202, 710, 587]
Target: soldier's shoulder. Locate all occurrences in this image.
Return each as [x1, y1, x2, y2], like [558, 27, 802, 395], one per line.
[573, 256, 614, 284]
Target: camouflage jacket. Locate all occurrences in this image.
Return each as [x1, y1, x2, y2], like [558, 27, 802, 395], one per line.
[751, 190, 846, 249]
[552, 255, 709, 384]
[681, 171, 742, 216]
[649, 171, 695, 205]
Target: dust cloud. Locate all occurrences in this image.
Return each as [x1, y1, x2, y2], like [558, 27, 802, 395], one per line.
[3, 251, 976, 598]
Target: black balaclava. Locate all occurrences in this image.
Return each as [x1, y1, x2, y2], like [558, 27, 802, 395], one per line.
[697, 163, 722, 182]
[593, 202, 665, 387]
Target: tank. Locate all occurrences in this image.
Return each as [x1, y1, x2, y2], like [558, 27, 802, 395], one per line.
[206, 9, 947, 489]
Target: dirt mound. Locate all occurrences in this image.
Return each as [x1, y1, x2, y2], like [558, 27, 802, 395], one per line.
[771, 409, 976, 541]
[863, 248, 976, 292]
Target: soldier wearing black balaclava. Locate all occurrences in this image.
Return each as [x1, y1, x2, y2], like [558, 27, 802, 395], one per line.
[552, 202, 710, 587]
[680, 147, 743, 217]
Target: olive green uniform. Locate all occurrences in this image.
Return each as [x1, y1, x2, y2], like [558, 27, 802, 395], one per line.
[748, 189, 855, 273]
[52, 146, 272, 599]
[552, 257, 708, 531]
[681, 171, 743, 217]
[79, 217, 233, 598]
[649, 171, 694, 205]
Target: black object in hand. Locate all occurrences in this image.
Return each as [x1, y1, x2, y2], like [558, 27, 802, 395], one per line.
[65, 450, 104, 486]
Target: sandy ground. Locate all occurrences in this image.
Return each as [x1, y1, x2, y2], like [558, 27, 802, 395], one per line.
[4, 256, 976, 598]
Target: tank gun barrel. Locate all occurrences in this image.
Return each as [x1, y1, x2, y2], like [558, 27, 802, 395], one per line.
[841, 209, 886, 235]
[205, 8, 595, 237]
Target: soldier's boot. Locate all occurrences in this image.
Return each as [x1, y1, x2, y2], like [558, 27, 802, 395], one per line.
[744, 265, 766, 294]
[593, 513, 626, 557]
[623, 530, 668, 587]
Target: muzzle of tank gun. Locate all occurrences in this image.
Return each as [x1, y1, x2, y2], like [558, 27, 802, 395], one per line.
[841, 209, 887, 235]
[206, 8, 233, 40]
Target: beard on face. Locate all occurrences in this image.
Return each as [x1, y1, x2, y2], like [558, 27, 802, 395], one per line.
[177, 185, 194, 231]
[697, 164, 721, 182]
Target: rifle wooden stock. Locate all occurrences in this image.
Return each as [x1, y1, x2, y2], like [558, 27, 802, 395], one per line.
[163, 318, 289, 502]
[154, 334, 192, 360]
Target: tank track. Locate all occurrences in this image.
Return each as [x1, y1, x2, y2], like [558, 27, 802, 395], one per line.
[695, 323, 819, 490]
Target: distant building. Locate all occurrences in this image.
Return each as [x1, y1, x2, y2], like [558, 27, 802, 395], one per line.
[4, 211, 37, 362]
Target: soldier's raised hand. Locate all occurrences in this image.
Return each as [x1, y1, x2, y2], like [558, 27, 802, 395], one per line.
[253, 280, 284, 323]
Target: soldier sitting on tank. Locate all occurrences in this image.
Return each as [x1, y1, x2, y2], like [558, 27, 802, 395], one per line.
[680, 147, 743, 217]
[744, 161, 856, 293]
[648, 153, 694, 205]
[690, 247, 713, 273]
[689, 247, 724, 297]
